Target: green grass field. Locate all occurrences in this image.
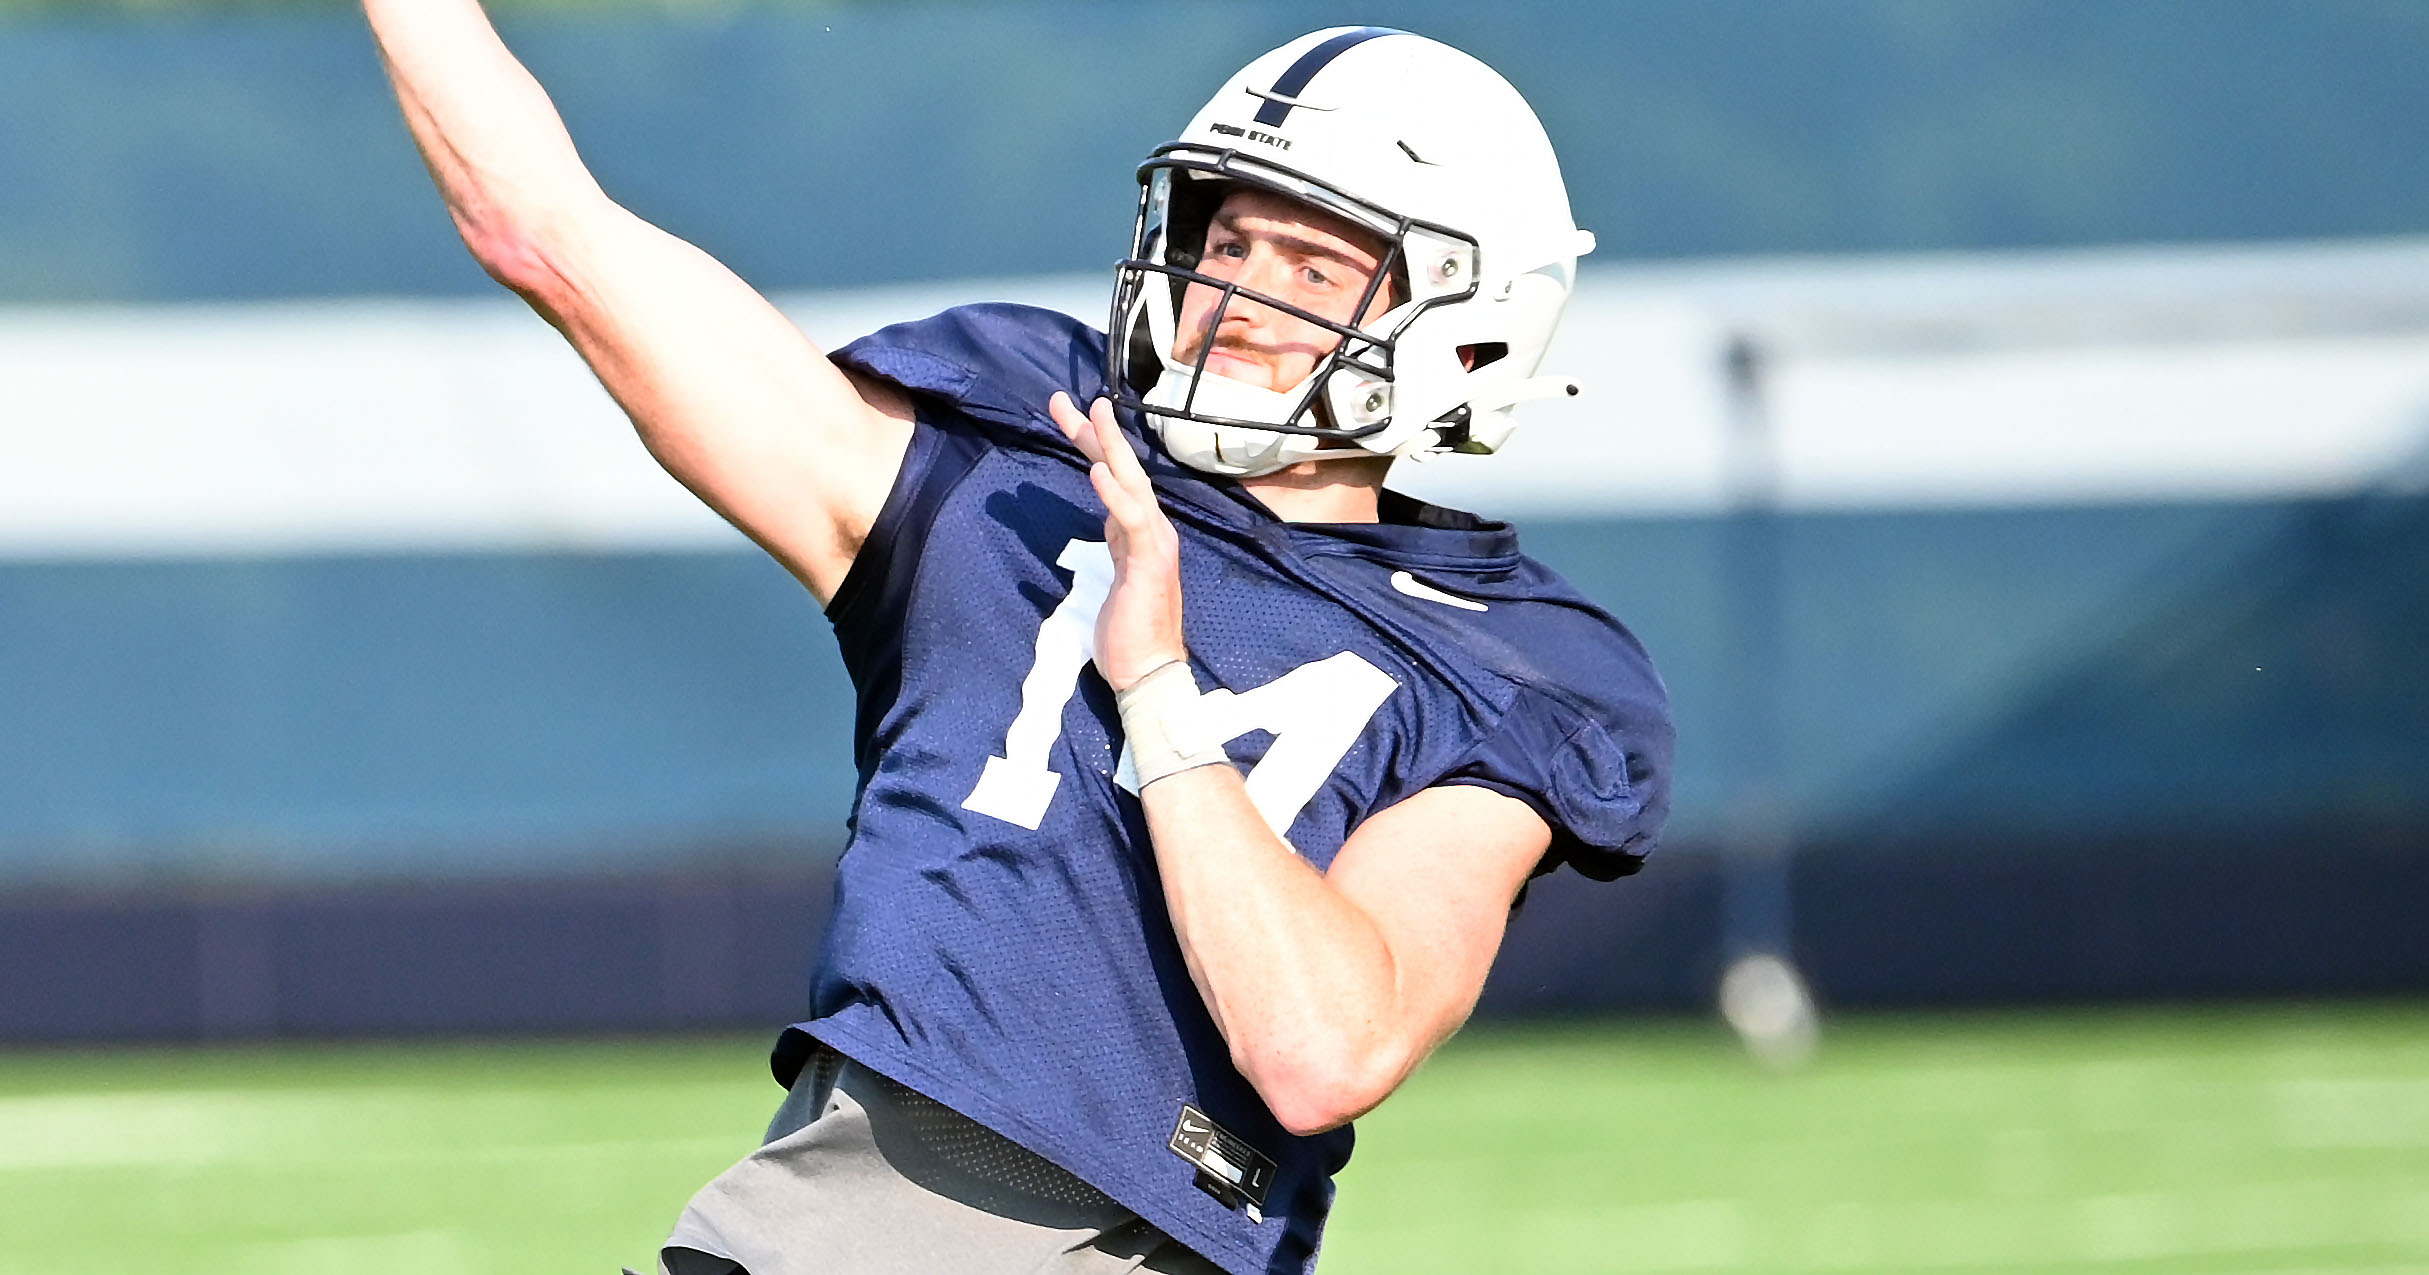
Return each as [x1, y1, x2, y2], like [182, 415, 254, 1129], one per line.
[2, 1003, 2424, 1274]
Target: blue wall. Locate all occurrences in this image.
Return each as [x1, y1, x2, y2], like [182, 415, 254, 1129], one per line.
[7, 496, 2424, 886]
[1, 551, 852, 882]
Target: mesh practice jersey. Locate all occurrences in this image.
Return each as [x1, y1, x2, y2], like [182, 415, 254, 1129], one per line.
[779, 304, 1671, 1275]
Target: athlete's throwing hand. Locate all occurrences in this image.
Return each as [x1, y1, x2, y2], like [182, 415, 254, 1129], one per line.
[1049, 392, 1187, 694]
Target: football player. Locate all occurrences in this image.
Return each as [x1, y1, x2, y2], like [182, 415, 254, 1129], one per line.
[365, 9, 1671, 1273]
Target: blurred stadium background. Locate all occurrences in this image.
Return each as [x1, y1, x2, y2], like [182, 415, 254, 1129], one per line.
[3, 0, 2427, 1271]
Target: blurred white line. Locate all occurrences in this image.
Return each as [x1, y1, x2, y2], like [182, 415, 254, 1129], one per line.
[0, 1085, 751, 1171]
[6, 240, 2429, 558]
[238, 1229, 475, 1275]
[2273, 1078, 2429, 1148]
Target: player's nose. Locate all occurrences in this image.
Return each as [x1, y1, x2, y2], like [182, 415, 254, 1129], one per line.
[1251, 247, 1310, 300]
[1218, 252, 1295, 327]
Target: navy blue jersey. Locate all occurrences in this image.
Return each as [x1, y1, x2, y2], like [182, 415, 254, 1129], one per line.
[777, 304, 1670, 1275]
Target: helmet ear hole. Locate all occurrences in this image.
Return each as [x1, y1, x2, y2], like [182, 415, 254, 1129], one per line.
[1457, 342, 1508, 372]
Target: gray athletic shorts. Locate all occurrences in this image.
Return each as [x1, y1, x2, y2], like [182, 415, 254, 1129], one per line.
[658, 1049, 1227, 1275]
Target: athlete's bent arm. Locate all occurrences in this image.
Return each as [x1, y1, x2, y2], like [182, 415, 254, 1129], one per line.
[1149, 773, 1546, 1136]
[363, 0, 910, 603]
[1054, 393, 1548, 1136]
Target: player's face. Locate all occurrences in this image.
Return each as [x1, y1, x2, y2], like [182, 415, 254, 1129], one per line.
[1172, 187, 1394, 392]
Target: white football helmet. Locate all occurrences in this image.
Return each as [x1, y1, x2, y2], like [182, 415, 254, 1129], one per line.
[1109, 27, 1596, 477]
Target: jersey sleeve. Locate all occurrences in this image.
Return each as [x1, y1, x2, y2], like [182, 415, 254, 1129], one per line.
[829, 302, 1111, 450]
[1439, 682, 1673, 881]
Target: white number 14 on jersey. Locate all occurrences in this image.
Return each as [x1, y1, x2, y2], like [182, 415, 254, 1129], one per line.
[961, 539, 1398, 840]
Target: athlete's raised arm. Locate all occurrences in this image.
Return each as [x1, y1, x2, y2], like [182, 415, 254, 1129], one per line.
[363, 0, 911, 603]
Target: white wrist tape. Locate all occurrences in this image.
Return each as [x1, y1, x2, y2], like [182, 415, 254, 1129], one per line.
[1115, 659, 1230, 787]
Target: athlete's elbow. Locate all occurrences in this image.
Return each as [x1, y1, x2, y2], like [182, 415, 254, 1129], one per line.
[1244, 1045, 1405, 1137]
[446, 181, 601, 301]
[1260, 1074, 1388, 1137]
[457, 211, 568, 303]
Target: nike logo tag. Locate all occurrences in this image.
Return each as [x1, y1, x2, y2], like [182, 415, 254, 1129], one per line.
[1390, 570, 1488, 612]
[1169, 1103, 1275, 1217]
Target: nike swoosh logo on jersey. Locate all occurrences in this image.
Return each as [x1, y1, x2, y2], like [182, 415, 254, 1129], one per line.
[1390, 570, 1489, 612]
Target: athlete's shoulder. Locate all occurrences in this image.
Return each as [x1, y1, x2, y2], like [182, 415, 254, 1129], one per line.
[1502, 555, 1663, 689]
[1429, 542, 1674, 880]
[1355, 494, 1662, 693]
[832, 303, 1110, 431]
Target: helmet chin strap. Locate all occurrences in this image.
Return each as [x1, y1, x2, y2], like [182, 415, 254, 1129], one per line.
[1205, 424, 1296, 475]
[1231, 433, 1418, 470]
[1143, 365, 1432, 477]
[1142, 363, 1315, 476]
